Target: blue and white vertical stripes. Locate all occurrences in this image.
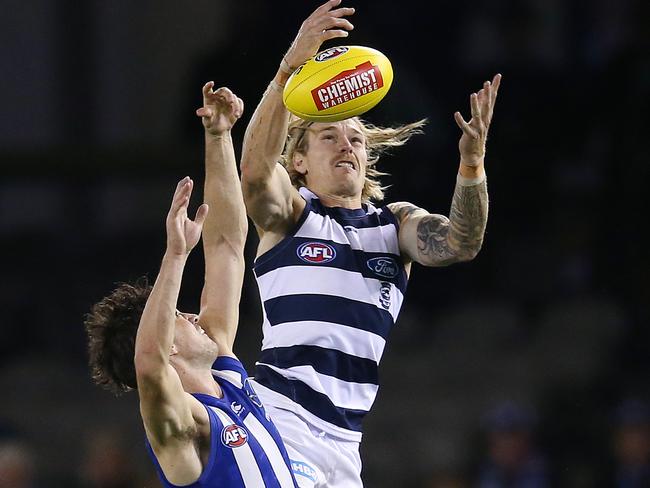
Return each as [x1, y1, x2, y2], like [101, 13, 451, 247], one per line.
[253, 187, 408, 441]
[146, 356, 297, 488]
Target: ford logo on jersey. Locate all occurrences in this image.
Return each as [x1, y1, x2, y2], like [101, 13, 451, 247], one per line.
[367, 257, 399, 278]
[221, 424, 248, 448]
[297, 242, 336, 263]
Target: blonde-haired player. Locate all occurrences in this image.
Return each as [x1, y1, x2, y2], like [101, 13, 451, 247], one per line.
[240, 1, 501, 486]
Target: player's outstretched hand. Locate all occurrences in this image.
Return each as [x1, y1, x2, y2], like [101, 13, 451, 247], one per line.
[454, 73, 502, 167]
[166, 177, 209, 256]
[196, 83, 244, 136]
[284, 0, 355, 70]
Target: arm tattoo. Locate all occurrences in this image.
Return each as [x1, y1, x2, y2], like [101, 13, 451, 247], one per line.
[389, 202, 422, 223]
[416, 179, 489, 264]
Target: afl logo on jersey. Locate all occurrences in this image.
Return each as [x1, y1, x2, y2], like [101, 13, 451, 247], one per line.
[297, 242, 336, 264]
[221, 424, 248, 448]
[367, 257, 399, 278]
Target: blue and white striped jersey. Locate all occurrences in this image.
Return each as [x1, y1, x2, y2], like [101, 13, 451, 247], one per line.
[146, 356, 297, 488]
[253, 187, 408, 441]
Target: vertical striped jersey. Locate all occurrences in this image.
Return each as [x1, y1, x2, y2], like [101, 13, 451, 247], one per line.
[147, 356, 297, 488]
[252, 187, 408, 441]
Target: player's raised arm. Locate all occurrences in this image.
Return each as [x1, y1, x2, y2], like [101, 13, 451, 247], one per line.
[134, 178, 208, 450]
[389, 74, 500, 267]
[195, 84, 246, 356]
[240, 0, 355, 233]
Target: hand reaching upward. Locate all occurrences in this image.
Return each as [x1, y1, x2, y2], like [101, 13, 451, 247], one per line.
[166, 177, 208, 256]
[454, 73, 502, 167]
[196, 83, 244, 136]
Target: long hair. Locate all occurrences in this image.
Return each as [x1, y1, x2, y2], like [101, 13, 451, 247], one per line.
[281, 117, 427, 203]
[84, 278, 152, 394]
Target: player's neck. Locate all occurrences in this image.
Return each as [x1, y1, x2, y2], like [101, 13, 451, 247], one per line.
[180, 368, 223, 398]
[315, 190, 362, 210]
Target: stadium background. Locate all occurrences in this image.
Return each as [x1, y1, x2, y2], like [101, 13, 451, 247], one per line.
[1, 0, 648, 486]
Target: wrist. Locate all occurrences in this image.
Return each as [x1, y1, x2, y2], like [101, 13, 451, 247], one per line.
[205, 130, 232, 142]
[162, 250, 189, 263]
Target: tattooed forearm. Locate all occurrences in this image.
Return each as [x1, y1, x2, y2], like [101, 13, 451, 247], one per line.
[446, 179, 489, 260]
[415, 179, 488, 265]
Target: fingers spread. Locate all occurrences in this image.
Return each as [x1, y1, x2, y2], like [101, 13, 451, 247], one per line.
[196, 107, 213, 118]
[470, 93, 482, 121]
[202, 81, 214, 98]
[330, 7, 355, 18]
[171, 177, 192, 213]
[322, 29, 349, 41]
[491, 73, 502, 103]
[194, 203, 209, 227]
[454, 112, 479, 139]
[315, 0, 342, 16]
[315, 16, 354, 31]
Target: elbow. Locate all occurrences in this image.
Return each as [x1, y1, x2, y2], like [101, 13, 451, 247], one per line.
[456, 243, 483, 263]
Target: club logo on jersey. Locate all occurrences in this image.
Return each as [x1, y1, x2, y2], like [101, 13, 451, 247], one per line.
[230, 401, 243, 414]
[311, 61, 384, 111]
[221, 424, 248, 448]
[379, 281, 392, 310]
[297, 242, 336, 263]
[315, 46, 349, 62]
[243, 377, 264, 408]
[367, 257, 399, 278]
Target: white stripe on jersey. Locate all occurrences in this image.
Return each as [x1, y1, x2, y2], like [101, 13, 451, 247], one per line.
[257, 363, 379, 411]
[250, 380, 363, 442]
[295, 212, 400, 254]
[210, 407, 265, 487]
[211, 369, 243, 388]
[261, 319, 386, 362]
[257, 266, 404, 322]
[243, 413, 295, 488]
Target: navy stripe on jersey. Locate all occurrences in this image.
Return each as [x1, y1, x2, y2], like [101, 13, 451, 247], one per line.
[255, 364, 367, 432]
[307, 198, 398, 229]
[254, 237, 408, 291]
[259, 345, 379, 385]
[263, 294, 394, 340]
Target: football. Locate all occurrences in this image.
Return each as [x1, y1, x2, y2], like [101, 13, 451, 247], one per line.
[283, 45, 393, 122]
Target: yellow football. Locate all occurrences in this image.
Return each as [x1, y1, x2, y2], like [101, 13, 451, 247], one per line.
[283, 45, 393, 122]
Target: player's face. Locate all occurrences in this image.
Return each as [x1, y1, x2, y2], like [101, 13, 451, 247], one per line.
[173, 310, 219, 360]
[298, 119, 368, 199]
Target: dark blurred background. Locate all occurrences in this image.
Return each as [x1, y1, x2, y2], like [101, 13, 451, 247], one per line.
[1, 1, 649, 487]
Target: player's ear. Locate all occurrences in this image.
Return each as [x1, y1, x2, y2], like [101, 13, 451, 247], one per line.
[293, 153, 307, 176]
[170, 344, 178, 356]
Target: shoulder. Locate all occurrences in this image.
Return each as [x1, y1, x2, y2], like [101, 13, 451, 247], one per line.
[386, 201, 428, 224]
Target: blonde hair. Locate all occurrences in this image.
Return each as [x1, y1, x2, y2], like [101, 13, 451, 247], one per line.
[281, 117, 427, 203]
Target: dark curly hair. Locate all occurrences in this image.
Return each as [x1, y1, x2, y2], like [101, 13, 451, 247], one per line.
[84, 278, 152, 394]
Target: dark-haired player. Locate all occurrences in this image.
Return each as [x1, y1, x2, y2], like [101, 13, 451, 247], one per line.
[85, 84, 297, 488]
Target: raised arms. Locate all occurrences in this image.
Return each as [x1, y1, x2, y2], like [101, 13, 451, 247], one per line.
[134, 178, 208, 482]
[240, 0, 355, 233]
[196, 84, 246, 355]
[389, 74, 500, 267]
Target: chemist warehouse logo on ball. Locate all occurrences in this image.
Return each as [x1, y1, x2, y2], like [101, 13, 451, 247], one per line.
[311, 61, 384, 111]
[297, 242, 336, 264]
[221, 424, 248, 448]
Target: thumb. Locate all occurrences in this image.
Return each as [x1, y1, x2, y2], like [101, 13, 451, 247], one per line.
[196, 107, 213, 118]
[194, 203, 209, 226]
